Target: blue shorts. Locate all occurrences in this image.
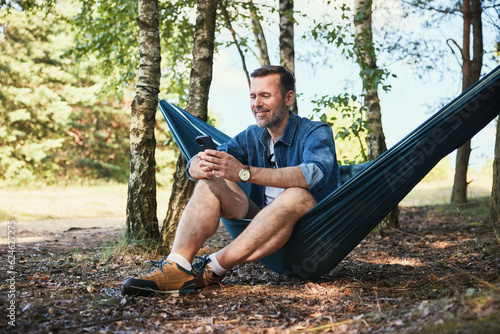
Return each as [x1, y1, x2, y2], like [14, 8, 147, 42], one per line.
[220, 213, 333, 279]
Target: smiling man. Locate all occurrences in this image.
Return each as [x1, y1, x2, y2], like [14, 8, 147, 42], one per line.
[123, 65, 340, 296]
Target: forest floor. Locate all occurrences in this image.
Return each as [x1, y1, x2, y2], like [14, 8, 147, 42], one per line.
[1, 201, 500, 333]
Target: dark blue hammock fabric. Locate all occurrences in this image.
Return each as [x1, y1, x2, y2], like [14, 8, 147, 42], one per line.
[159, 65, 500, 279]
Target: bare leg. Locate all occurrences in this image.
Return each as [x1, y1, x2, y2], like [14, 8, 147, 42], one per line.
[170, 177, 250, 262]
[216, 187, 316, 269]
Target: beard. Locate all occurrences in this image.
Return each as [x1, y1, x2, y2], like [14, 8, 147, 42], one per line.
[254, 101, 289, 129]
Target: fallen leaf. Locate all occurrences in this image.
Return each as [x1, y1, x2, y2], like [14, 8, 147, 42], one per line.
[87, 284, 98, 293]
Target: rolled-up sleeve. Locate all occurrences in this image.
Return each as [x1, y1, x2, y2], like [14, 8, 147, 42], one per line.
[298, 163, 325, 190]
[299, 124, 338, 193]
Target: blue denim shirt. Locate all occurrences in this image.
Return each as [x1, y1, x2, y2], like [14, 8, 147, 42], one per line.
[209, 112, 340, 208]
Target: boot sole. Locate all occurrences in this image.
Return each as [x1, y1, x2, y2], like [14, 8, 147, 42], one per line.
[123, 278, 196, 297]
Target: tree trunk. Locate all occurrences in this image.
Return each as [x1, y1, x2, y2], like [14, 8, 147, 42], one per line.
[279, 0, 298, 114]
[353, 0, 398, 231]
[451, 0, 483, 205]
[161, 0, 218, 252]
[490, 118, 500, 245]
[354, 0, 387, 161]
[126, 0, 161, 242]
[249, 0, 271, 66]
[160, 156, 195, 253]
[451, 141, 471, 204]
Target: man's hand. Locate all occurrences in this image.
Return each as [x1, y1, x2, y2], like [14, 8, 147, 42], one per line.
[190, 150, 308, 189]
[197, 150, 243, 182]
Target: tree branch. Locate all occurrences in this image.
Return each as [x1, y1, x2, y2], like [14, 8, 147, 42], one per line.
[219, 0, 251, 87]
[446, 38, 463, 67]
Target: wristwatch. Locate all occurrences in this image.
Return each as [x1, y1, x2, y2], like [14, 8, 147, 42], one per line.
[238, 165, 251, 182]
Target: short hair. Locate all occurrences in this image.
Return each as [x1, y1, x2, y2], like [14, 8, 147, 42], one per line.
[250, 65, 295, 97]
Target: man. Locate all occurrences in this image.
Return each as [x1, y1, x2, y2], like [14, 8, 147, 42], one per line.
[123, 65, 340, 296]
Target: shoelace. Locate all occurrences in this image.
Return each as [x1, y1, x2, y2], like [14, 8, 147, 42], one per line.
[146, 257, 172, 278]
[191, 255, 211, 276]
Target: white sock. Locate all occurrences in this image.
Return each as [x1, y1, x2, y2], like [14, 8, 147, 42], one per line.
[167, 253, 192, 271]
[208, 253, 227, 276]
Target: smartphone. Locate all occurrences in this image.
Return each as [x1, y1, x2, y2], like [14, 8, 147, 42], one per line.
[196, 135, 217, 152]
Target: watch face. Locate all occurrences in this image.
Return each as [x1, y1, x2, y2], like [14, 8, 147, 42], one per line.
[239, 169, 250, 181]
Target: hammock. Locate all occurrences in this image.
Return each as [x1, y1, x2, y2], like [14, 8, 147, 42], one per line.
[159, 65, 500, 279]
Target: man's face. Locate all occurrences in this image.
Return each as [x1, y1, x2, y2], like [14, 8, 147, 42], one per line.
[250, 74, 292, 130]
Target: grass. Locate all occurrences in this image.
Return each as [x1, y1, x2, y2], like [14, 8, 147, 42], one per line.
[100, 234, 163, 264]
[436, 196, 492, 220]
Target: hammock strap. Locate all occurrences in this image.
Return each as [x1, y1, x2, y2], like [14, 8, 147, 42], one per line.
[136, 85, 160, 103]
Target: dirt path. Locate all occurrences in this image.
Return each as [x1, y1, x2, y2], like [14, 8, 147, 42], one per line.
[0, 218, 125, 244]
[1, 206, 499, 333]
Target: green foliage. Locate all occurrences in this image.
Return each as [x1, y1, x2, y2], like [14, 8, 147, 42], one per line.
[311, 93, 368, 165]
[307, 1, 394, 94]
[159, 0, 198, 102]
[69, 0, 139, 93]
[68, 0, 198, 102]
[0, 6, 131, 186]
[305, 1, 394, 164]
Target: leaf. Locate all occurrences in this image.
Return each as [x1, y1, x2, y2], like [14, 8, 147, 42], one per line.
[87, 284, 98, 293]
[21, 303, 32, 312]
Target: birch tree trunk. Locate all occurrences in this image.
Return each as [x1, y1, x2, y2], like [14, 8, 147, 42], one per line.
[161, 0, 218, 251]
[354, 0, 398, 231]
[354, 0, 387, 161]
[126, 0, 161, 242]
[451, 0, 483, 205]
[279, 0, 298, 114]
[249, 0, 271, 67]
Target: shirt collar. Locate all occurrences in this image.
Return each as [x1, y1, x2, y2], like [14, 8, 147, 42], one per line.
[277, 111, 298, 146]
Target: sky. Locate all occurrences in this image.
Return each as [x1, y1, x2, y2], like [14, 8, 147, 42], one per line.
[205, 0, 499, 170]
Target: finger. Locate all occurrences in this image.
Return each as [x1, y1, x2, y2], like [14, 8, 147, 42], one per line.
[205, 149, 224, 159]
[198, 152, 209, 161]
[201, 161, 213, 170]
[204, 153, 221, 163]
[204, 149, 218, 155]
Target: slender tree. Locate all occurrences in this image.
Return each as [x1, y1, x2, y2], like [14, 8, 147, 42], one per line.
[353, 0, 387, 161]
[490, 118, 500, 244]
[161, 0, 218, 251]
[353, 0, 398, 230]
[126, 0, 161, 242]
[490, 13, 500, 244]
[249, 0, 271, 66]
[450, 0, 483, 205]
[279, 0, 298, 114]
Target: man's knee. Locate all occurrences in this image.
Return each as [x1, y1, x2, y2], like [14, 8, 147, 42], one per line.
[194, 178, 249, 219]
[193, 177, 225, 197]
[276, 187, 316, 214]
